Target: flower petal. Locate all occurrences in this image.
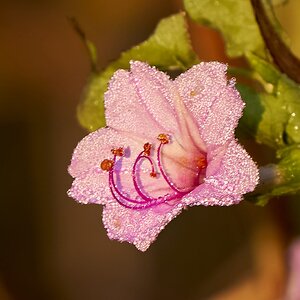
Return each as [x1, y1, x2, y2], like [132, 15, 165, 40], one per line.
[102, 201, 183, 251]
[183, 139, 259, 206]
[129, 61, 179, 133]
[175, 62, 244, 145]
[183, 183, 242, 206]
[106, 61, 206, 152]
[68, 127, 142, 178]
[105, 67, 172, 139]
[68, 172, 112, 205]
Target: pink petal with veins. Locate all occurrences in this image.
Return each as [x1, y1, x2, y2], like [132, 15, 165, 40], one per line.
[175, 62, 244, 145]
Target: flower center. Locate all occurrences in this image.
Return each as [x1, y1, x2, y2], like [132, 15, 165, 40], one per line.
[100, 134, 207, 209]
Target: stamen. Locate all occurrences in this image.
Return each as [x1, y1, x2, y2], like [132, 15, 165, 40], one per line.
[109, 155, 179, 209]
[109, 168, 150, 204]
[111, 147, 124, 156]
[100, 159, 114, 171]
[108, 155, 154, 205]
[132, 152, 158, 202]
[157, 133, 169, 144]
[102, 134, 205, 209]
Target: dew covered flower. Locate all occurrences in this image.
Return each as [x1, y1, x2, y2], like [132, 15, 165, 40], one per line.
[68, 61, 258, 251]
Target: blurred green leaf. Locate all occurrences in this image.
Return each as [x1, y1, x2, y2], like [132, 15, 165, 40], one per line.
[77, 13, 199, 131]
[271, 0, 288, 5]
[279, 77, 300, 144]
[114, 13, 199, 70]
[237, 84, 264, 137]
[255, 92, 288, 148]
[254, 145, 300, 204]
[237, 83, 287, 148]
[240, 54, 300, 148]
[246, 52, 281, 86]
[184, 0, 265, 57]
[77, 72, 110, 131]
[251, 76, 300, 148]
[277, 144, 300, 192]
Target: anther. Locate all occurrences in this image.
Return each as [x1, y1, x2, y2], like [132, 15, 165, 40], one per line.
[190, 90, 197, 96]
[197, 157, 207, 170]
[111, 147, 124, 156]
[150, 172, 157, 178]
[157, 133, 169, 144]
[100, 159, 114, 171]
[143, 143, 152, 156]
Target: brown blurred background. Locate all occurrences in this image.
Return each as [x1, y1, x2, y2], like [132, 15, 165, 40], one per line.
[1, 0, 300, 299]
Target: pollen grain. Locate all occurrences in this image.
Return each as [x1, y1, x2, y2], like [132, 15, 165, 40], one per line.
[100, 159, 114, 171]
[157, 133, 169, 144]
[111, 147, 124, 156]
[143, 143, 152, 156]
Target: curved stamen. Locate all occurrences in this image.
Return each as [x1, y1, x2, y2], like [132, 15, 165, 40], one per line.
[132, 152, 158, 202]
[110, 162, 183, 210]
[101, 133, 202, 209]
[108, 178, 140, 209]
[109, 155, 152, 204]
[110, 154, 182, 208]
[109, 166, 171, 210]
[135, 155, 157, 180]
[131, 152, 184, 203]
[109, 183, 166, 210]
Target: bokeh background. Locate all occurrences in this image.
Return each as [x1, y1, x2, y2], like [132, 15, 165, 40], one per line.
[1, 0, 300, 299]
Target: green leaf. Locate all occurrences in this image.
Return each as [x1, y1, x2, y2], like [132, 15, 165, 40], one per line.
[257, 74, 300, 147]
[256, 92, 288, 148]
[236, 84, 287, 148]
[279, 76, 300, 144]
[236, 84, 264, 137]
[115, 13, 199, 70]
[246, 52, 281, 86]
[254, 145, 300, 204]
[277, 144, 300, 193]
[77, 72, 110, 131]
[77, 13, 199, 131]
[239, 54, 300, 148]
[251, 76, 300, 148]
[184, 0, 265, 57]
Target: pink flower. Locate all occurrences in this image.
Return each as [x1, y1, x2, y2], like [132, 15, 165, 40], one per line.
[68, 61, 258, 251]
